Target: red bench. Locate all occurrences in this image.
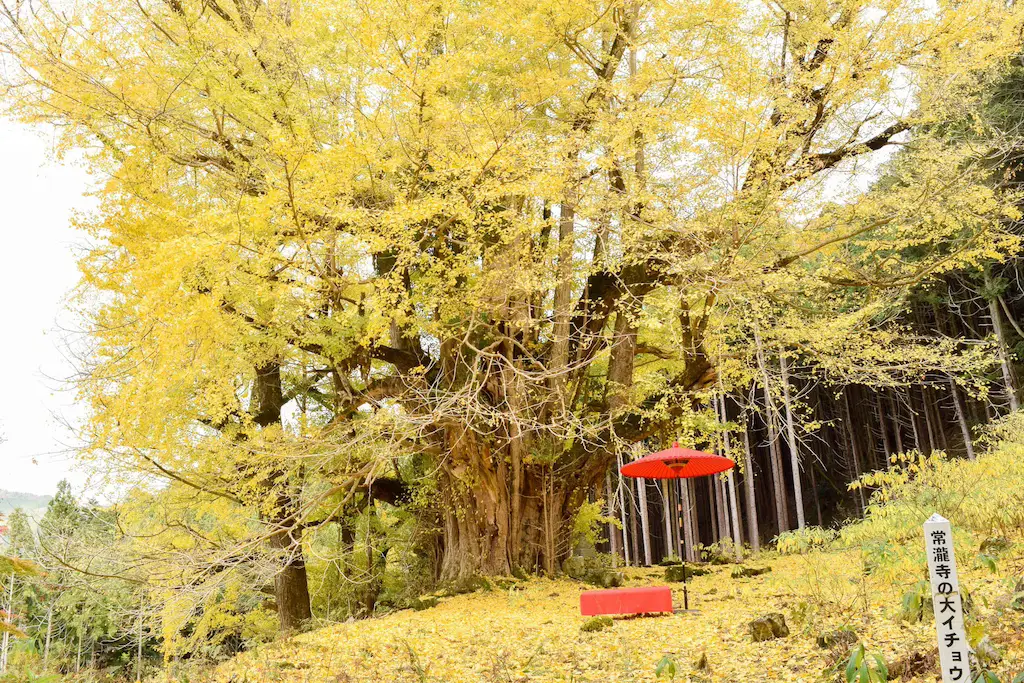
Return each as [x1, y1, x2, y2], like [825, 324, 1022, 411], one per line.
[580, 586, 673, 616]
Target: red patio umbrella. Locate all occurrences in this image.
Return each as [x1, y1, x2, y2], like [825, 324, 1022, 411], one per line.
[620, 442, 734, 610]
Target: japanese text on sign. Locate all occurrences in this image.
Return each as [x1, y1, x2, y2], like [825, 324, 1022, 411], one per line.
[924, 513, 972, 683]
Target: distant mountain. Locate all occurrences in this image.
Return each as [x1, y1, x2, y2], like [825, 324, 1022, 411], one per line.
[0, 490, 52, 516]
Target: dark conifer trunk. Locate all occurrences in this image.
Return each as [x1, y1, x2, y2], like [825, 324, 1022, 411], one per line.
[255, 361, 313, 632]
[268, 515, 313, 631]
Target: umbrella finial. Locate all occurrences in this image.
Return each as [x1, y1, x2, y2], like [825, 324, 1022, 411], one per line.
[673, 441, 679, 448]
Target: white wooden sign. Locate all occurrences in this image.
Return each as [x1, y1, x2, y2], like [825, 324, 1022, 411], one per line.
[924, 513, 972, 682]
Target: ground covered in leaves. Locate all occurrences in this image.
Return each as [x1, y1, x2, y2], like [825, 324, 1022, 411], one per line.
[191, 547, 1024, 682]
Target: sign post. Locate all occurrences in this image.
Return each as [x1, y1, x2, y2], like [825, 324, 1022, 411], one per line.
[924, 513, 972, 682]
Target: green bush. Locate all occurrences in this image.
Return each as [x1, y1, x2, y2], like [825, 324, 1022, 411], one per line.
[775, 527, 838, 555]
[580, 616, 613, 633]
[562, 554, 624, 587]
[842, 414, 1024, 551]
[844, 644, 888, 683]
[827, 415, 1024, 584]
[898, 580, 930, 623]
[572, 499, 619, 550]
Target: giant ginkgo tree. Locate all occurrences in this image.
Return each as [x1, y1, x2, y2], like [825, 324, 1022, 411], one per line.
[2, 0, 1022, 630]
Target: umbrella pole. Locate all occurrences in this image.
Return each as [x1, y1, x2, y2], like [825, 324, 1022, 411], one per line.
[676, 479, 689, 610]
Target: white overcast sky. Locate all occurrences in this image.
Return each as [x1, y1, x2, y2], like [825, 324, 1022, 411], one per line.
[0, 119, 95, 496]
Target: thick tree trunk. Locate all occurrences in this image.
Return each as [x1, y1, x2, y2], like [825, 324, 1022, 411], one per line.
[440, 489, 525, 578]
[440, 478, 517, 578]
[433, 245, 647, 583]
[269, 511, 313, 631]
[255, 361, 313, 632]
[438, 429, 588, 580]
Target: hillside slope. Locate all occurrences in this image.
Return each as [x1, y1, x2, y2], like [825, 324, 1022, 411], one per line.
[0, 489, 51, 516]
[195, 550, 1024, 682]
